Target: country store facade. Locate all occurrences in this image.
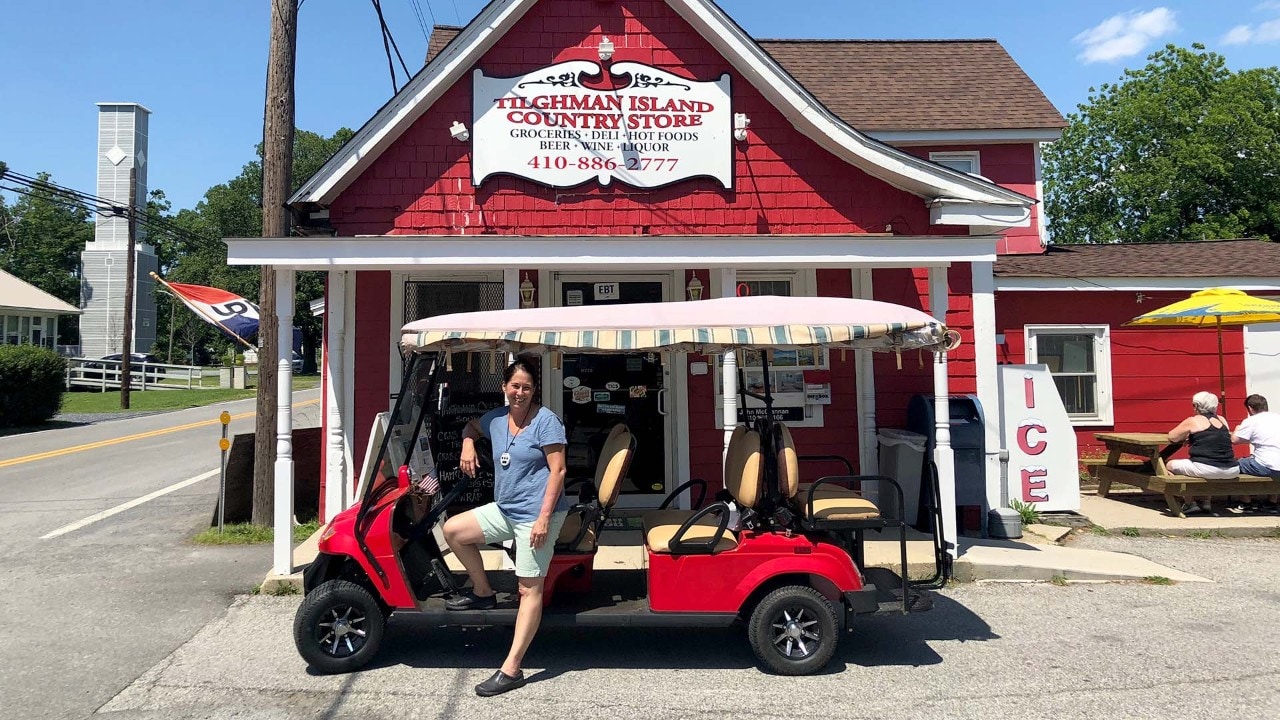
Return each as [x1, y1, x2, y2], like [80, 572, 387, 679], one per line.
[227, 0, 1084, 573]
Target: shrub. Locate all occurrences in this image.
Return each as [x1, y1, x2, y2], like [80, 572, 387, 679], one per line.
[1009, 499, 1041, 526]
[0, 345, 67, 427]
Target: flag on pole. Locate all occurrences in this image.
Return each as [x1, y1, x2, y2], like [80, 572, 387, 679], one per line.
[151, 272, 258, 348]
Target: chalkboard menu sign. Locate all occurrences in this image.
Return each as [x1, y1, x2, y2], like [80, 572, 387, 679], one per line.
[431, 389, 505, 510]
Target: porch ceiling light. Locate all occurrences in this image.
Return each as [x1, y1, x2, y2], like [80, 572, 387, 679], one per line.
[734, 113, 751, 142]
[598, 37, 615, 62]
[686, 274, 704, 301]
[449, 121, 470, 142]
[519, 273, 536, 308]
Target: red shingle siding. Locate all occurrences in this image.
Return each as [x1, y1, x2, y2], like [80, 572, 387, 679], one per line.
[904, 144, 1043, 255]
[353, 272, 392, 463]
[330, 0, 951, 239]
[873, 266, 976, 430]
[997, 290, 1246, 454]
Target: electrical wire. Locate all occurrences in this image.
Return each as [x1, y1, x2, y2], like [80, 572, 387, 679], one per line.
[406, 0, 430, 41]
[0, 172, 201, 245]
[0, 171, 210, 247]
[372, 0, 413, 93]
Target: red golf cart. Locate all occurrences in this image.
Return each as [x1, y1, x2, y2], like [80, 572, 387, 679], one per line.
[294, 296, 951, 675]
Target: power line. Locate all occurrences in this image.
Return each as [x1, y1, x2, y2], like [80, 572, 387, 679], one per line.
[406, 0, 430, 41]
[0, 170, 210, 247]
[372, 0, 413, 92]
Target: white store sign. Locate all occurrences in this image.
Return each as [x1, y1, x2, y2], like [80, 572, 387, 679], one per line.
[997, 365, 1080, 512]
[472, 61, 733, 189]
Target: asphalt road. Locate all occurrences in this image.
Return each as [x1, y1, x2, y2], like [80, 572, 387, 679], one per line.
[0, 389, 321, 720]
[93, 532, 1280, 719]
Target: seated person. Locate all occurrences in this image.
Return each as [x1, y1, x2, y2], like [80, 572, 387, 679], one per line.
[1167, 391, 1238, 515]
[1232, 393, 1280, 510]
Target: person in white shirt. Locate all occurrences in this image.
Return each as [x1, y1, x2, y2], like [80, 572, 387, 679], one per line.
[1231, 394, 1280, 510]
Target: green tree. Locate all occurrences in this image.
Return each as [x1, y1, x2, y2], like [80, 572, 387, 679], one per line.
[154, 128, 354, 369]
[0, 172, 93, 344]
[1044, 44, 1280, 244]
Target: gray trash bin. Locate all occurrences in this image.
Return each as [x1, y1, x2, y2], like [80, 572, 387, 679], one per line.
[876, 428, 927, 524]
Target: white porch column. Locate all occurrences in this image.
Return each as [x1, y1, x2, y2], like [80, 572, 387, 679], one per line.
[970, 261, 1003, 515]
[852, 268, 878, 475]
[503, 268, 521, 310]
[718, 269, 737, 466]
[929, 266, 958, 559]
[273, 268, 296, 576]
[324, 270, 348, 522]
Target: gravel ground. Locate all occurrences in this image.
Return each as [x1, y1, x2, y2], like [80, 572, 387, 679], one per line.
[95, 533, 1280, 720]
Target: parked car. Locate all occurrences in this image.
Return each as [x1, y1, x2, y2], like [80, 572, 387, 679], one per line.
[80, 353, 165, 383]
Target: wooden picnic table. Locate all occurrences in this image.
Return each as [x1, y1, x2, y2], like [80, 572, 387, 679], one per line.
[1094, 431, 1280, 517]
[1094, 432, 1182, 477]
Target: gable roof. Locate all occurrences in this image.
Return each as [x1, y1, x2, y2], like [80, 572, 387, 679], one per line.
[428, 28, 1064, 133]
[994, 240, 1280, 279]
[293, 0, 1036, 230]
[0, 269, 80, 314]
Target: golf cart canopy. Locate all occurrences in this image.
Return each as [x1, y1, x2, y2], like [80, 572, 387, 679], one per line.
[400, 295, 948, 355]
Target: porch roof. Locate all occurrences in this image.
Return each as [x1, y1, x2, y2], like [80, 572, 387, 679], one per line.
[225, 234, 997, 270]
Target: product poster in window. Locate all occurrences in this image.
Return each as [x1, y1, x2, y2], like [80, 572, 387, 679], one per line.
[472, 61, 733, 189]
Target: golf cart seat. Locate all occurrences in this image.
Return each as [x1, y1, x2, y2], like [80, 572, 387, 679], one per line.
[556, 423, 634, 552]
[642, 427, 762, 554]
[775, 424, 882, 526]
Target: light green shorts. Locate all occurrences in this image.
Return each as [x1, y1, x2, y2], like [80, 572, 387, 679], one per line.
[471, 503, 567, 578]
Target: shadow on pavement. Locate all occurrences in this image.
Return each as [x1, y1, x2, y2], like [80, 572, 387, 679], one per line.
[345, 591, 996, 679]
[0, 419, 85, 437]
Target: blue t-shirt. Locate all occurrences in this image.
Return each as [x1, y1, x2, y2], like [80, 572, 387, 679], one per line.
[479, 406, 569, 522]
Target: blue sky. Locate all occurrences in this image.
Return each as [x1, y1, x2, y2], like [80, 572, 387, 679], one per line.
[2, 0, 1278, 212]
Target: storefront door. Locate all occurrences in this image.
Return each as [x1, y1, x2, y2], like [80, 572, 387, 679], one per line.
[551, 275, 674, 507]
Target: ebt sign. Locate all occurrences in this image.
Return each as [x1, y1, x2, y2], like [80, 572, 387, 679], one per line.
[472, 61, 733, 189]
[997, 365, 1080, 512]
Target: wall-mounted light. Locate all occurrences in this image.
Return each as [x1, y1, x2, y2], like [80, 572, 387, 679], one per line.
[733, 113, 751, 142]
[449, 121, 470, 142]
[519, 272, 536, 308]
[686, 273, 703, 301]
[598, 37, 615, 62]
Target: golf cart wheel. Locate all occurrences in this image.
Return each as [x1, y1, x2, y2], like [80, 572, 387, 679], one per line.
[294, 579, 386, 674]
[747, 585, 838, 676]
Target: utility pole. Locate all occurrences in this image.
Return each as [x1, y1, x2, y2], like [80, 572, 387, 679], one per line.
[119, 166, 137, 410]
[253, 0, 297, 526]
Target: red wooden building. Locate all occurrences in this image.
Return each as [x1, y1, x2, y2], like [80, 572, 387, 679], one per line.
[226, 0, 1071, 574]
[995, 239, 1280, 455]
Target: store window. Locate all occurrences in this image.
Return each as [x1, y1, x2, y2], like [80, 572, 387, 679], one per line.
[1025, 325, 1113, 425]
[717, 271, 827, 428]
[929, 151, 981, 176]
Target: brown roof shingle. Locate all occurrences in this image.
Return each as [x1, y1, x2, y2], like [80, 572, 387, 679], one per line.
[758, 39, 1065, 132]
[994, 240, 1280, 279]
[424, 26, 1064, 132]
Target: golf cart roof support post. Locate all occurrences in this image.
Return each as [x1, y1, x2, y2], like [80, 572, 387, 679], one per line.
[928, 266, 958, 560]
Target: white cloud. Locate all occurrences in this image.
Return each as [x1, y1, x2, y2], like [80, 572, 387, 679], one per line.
[1223, 24, 1256, 44]
[1256, 1, 1280, 12]
[1074, 8, 1179, 63]
[1222, 18, 1280, 45]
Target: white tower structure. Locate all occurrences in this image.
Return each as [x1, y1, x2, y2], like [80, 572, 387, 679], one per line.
[80, 103, 158, 358]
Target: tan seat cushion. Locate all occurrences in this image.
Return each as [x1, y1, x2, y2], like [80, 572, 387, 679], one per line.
[642, 509, 738, 553]
[798, 484, 881, 521]
[556, 512, 598, 552]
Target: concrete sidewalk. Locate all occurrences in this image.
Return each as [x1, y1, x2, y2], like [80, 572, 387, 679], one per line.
[1081, 494, 1280, 536]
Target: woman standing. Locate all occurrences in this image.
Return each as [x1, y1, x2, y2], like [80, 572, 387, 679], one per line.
[442, 355, 568, 696]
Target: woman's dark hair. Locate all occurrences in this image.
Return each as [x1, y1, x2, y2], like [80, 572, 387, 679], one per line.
[503, 354, 541, 390]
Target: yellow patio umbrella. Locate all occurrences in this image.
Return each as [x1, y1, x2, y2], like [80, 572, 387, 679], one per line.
[1125, 288, 1280, 413]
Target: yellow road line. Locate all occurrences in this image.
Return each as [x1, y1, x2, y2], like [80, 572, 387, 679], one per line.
[0, 399, 320, 469]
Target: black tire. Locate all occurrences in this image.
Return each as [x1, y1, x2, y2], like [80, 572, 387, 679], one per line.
[293, 579, 386, 674]
[747, 585, 839, 675]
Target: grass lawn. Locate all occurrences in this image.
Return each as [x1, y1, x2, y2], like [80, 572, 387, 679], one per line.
[193, 520, 320, 545]
[60, 388, 257, 414]
[59, 373, 322, 414]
